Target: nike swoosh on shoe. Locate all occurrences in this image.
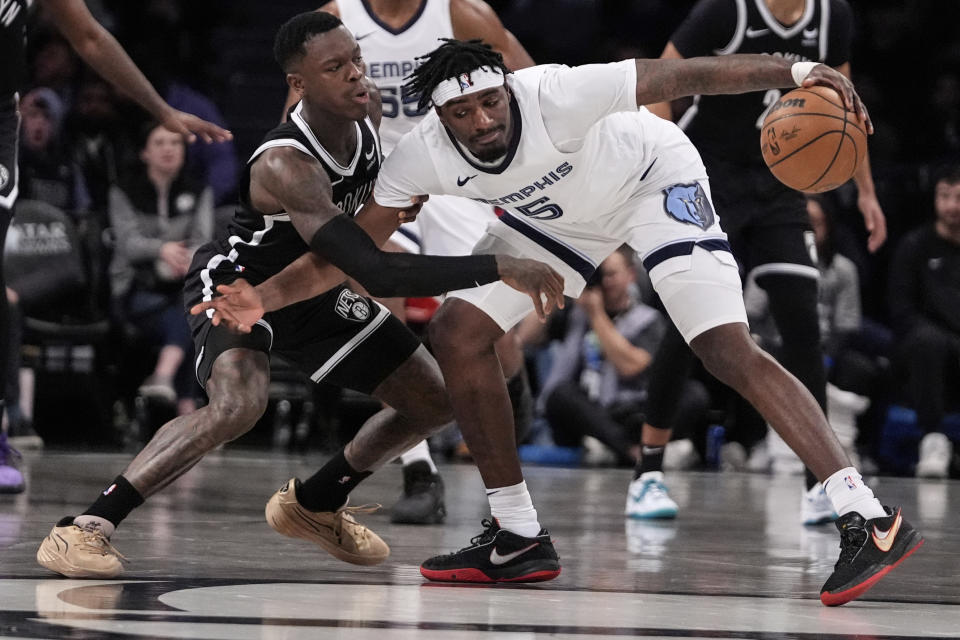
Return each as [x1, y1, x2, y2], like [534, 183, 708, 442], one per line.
[871, 510, 902, 552]
[489, 542, 539, 565]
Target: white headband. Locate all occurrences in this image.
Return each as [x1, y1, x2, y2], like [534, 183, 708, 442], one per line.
[430, 66, 505, 107]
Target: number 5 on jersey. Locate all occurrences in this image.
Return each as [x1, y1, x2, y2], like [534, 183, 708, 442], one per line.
[516, 197, 563, 220]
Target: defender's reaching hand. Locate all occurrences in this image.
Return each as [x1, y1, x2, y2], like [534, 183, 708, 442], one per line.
[189, 279, 264, 334]
[495, 256, 565, 321]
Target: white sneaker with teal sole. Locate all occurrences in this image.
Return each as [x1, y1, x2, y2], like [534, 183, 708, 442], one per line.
[625, 471, 678, 519]
[801, 482, 839, 525]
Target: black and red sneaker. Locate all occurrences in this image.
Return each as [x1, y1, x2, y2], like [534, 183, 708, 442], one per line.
[420, 518, 561, 583]
[820, 506, 923, 606]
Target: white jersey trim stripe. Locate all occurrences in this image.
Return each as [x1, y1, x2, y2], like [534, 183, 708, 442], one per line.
[254, 319, 274, 348]
[754, 0, 815, 39]
[0, 105, 20, 209]
[200, 217, 277, 316]
[716, 0, 747, 55]
[365, 116, 382, 160]
[309, 301, 390, 383]
[676, 95, 700, 131]
[819, 0, 830, 62]
[750, 262, 820, 281]
[248, 139, 313, 164]
[291, 101, 362, 176]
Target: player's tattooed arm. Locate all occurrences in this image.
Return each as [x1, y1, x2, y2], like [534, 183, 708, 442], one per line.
[252, 148, 419, 308]
[634, 55, 871, 132]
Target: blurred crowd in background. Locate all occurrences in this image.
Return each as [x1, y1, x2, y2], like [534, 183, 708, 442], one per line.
[4, 0, 959, 479]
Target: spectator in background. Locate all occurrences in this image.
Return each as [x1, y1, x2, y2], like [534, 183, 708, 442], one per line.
[122, 5, 238, 206]
[1, 0, 230, 494]
[18, 87, 91, 216]
[160, 78, 238, 206]
[65, 75, 141, 215]
[889, 166, 960, 478]
[27, 31, 81, 110]
[109, 122, 213, 414]
[539, 248, 709, 493]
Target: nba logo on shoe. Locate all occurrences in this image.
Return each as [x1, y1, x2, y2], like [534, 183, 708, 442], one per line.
[103, 483, 117, 496]
[845, 475, 857, 490]
[457, 73, 473, 91]
[234, 264, 245, 272]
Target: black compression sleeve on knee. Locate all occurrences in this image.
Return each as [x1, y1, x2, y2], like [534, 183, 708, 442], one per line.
[309, 215, 499, 298]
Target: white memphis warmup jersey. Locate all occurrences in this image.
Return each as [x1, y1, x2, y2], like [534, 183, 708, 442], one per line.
[375, 62, 712, 271]
[339, 0, 453, 155]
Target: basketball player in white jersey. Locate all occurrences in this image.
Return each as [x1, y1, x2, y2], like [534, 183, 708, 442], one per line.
[285, 0, 536, 525]
[376, 40, 924, 603]
[202, 39, 922, 603]
[624, 0, 888, 528]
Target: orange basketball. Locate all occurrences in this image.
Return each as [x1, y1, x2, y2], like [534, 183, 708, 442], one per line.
[760, 86, 868, 193]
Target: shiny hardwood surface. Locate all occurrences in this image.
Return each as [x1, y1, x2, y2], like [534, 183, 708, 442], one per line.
[1, 450, 956, 639]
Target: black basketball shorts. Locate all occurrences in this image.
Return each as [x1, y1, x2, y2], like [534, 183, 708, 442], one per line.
[185, 275, 420, 395]
[708, 163, 815, 273]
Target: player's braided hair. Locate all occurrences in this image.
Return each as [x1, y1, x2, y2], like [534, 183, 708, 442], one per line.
[405, 38, 508, 112]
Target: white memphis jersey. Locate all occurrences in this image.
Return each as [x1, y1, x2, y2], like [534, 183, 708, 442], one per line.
[375, 62, 714, 282]
[339, 0, 453, 155]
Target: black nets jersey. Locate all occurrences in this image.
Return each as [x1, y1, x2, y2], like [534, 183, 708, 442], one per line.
[189, 102, 382, 295]
[0, 0, 31, 102]
[671, 0, 852, 173]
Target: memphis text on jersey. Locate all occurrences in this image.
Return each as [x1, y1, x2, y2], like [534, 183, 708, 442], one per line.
[470, 162, 572, 217]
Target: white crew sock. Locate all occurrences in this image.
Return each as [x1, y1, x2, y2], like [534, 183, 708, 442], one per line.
[823, 467, 887, 520]
[398, 440, 437, 474]
[73, 515, 115, 538]
[487, 481, 541, 537]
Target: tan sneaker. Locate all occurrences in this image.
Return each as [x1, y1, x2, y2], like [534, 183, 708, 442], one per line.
[265, 478, 389, 565]
[36, 518, 127, 578]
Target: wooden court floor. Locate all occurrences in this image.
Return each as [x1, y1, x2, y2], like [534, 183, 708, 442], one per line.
[1, 450, 957, 639]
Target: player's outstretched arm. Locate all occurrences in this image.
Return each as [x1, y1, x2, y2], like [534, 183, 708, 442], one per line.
[193, 148, 564, 331]
[634, 55, 872, 134]
[643, 42, 684, 121]
[188, 198, 422, 332]
[44, 0, 232, 144]
[269, 150, 565, 308]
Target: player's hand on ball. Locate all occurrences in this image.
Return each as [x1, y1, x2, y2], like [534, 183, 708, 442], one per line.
[189, 279, 265, 334]
[495, 256, 565, 321]
[803, 65, 873, 134]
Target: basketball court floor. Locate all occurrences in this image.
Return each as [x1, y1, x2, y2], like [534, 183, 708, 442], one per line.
[1, 450, 956, 639]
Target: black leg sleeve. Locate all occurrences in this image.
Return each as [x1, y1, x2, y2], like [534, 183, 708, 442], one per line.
[643, 321, 698, 431]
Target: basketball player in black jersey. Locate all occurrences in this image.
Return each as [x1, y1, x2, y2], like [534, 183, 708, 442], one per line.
[36, 12, 563, 578]
[625, 0, 888, 526]
[303, 0, 537, 527]
[0, 0, 231, 493]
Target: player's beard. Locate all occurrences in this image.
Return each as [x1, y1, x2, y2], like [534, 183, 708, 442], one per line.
[473, 144, 507, 163]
